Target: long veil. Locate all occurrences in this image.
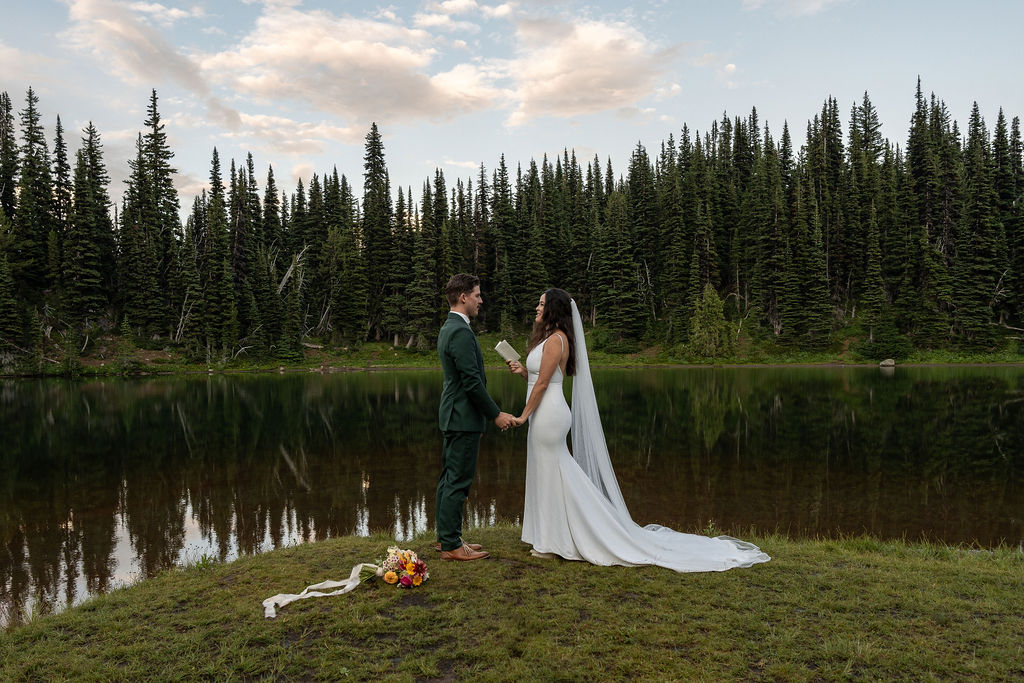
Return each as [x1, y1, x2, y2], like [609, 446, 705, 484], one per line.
[569, 299, 632, 519]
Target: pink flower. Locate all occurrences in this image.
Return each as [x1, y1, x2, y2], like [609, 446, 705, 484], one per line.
[399, 575, 413, 588]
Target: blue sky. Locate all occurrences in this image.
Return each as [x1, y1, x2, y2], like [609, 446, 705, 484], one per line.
[2, 0, 1022, 211]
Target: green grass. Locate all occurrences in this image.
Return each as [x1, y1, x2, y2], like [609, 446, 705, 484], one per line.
[2, 526, 1021, 681]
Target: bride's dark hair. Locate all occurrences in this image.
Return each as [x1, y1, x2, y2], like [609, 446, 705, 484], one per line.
[526, 288, 576, 376]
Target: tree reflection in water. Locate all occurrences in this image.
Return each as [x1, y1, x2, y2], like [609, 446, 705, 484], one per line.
[1, 366, 1021, 626]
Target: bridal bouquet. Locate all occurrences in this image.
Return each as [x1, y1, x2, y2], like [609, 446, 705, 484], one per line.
[360, 546, 429, 588]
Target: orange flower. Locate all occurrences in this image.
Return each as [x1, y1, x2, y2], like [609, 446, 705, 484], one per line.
[383, 571, 398, 584]
[412, 575, 423, 587]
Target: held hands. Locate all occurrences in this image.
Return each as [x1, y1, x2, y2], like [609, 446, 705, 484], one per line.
[494, 412, 518, 431]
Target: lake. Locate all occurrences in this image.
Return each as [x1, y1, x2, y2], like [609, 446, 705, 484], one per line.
[2, 365, 1022, 626]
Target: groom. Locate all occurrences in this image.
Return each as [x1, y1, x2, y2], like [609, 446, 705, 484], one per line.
[436, 274, 516, 561]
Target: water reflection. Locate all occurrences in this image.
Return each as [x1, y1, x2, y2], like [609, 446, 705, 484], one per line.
[1, 366, 1022, 627]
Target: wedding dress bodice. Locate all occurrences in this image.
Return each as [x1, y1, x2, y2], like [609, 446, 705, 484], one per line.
[525, 336, 564, 396]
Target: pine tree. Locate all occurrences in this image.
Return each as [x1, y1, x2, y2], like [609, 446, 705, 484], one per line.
[11, 88, 53, 296]
[751, 126, 787, 336]
[361, 123, 392, 340]
[210, 149, 238, 357]
[263, 165, 281, 250]
[627, 141, 659, 321]
[50, 115, 72, 292]
[381, 184, 410, 344]
[794, 179, 833, 347]
[861, 205, 887, 341]
[658, 135, 689, 342]
[277, 267, 304, 362]
[0, 92, 17, 221]
[174, 204, 203, 354]
[142, 91, 181, 335]
[328, 172, 367, 346]
[953, 104, 1001, 348]
[489, 156, 516, 330]
[1009, 116, 1024, 327]
[119, 134, 163, 336]
[688, 282, 733, 358]
[0, 250, 20, 352]
[593, 190, 643, 340]
[228, 158, 257, 342]
[992, 109, 1015, 325]
[64, 123, 113, 324]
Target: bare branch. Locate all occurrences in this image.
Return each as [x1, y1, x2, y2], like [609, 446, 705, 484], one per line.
[277, 245, 310, 295]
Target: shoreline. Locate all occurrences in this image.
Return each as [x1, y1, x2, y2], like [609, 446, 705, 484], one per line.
[3, 526, 1022, 679]
[4, 355, 1024, 380]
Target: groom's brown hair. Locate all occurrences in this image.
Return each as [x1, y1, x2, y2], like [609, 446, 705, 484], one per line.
[445, 273, 480, 306]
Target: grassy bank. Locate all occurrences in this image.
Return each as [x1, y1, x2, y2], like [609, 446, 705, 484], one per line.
[5, 330, 1024, 378]
[2, 526, 1021, 681]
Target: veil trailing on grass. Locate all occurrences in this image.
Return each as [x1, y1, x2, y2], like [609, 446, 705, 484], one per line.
[568, 299, 630, 517]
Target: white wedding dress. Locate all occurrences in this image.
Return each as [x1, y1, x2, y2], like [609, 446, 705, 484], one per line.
[520, 301, 770, 572]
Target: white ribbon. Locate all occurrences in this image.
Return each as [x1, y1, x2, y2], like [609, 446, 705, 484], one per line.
[262, 563, 379, 618]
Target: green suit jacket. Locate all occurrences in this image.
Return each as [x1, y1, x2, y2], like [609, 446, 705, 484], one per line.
[437, 312, 501, 433]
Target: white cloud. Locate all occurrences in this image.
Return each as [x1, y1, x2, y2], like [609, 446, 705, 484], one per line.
[174, 170, 209, 203]
[61, 0, 240, 126]
[0, 40, 59, 83]
[429, 0, 479, 14]
[224, 113, 363, 155]
[425, 0, 514, 18]
[443, 157, 480, 169]
[503, 17, 679, 126]
[655, 83, 681, 100]
[200, 5, 501, 124]
[373, 7, 400, 22]
[99, 125, 144, 142]
[413, 12, 481, 32]
[291, 163, 314, 186]
[742, 0, 844, 15]
[125, 2, 205, 26]
[481, 3, 515, 18]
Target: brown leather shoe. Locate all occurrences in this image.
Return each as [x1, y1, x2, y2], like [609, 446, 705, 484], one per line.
[440, 544, 490, 561]
[434, 542, 483, 552]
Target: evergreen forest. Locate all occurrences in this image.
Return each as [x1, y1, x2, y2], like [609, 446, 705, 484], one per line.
[1, 80, 1022, 371]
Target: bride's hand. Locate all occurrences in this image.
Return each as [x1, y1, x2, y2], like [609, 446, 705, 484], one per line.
[507, 360, 524, 376]
[513, 415, 527, 427]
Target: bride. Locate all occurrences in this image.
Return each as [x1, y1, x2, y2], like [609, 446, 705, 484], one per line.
[506, 288, 770, 572]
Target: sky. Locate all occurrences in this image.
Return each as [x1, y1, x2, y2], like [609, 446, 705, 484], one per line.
[2, 0, 1023, 214]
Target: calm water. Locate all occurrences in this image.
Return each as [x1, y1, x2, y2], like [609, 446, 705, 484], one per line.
[2, 366, 1022, 626]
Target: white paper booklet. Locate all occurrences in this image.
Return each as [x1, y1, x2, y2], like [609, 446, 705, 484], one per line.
[494, 340, 521, 363]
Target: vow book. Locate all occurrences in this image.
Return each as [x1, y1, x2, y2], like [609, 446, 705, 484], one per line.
[494, 340, 521, 363]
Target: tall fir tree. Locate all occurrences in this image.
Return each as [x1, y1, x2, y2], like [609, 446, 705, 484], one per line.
[119, 134, 163, 335]
[327, 172, 367, 346]
[594, 190, 644, 340]
[142, 91, 181, 335]
[63, 123, 113, 325]
[49, 115, 72, 292]
[361, 123, 392, 340]
[11, 88, 53, 296]
[861, 204, 887, 341]
[953, 103, 1001, 348]
[0, 249, 20, 351]
[203, 149, 238, 359]
[0, 92, 17, 222]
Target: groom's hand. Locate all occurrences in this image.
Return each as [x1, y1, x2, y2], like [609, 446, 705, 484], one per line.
[494, 412, 516, 431]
